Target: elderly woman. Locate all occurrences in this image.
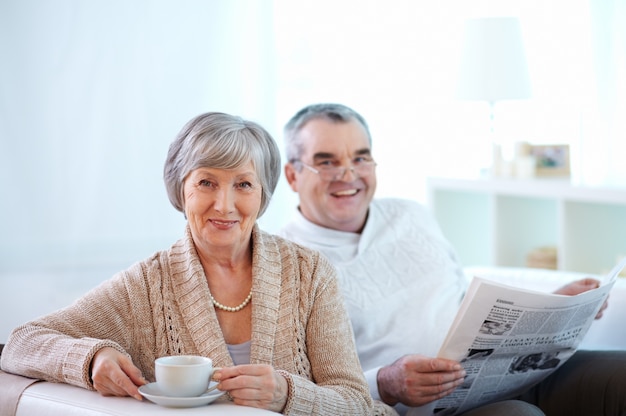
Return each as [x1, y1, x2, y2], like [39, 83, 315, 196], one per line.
[1, 112, 395, 415]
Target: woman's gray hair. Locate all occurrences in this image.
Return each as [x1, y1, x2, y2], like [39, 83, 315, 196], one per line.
[283, 103, 372, 163]
[164, 112, 281, 217]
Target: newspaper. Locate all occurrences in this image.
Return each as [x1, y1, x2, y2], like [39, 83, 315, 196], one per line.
[427, 258, 626, 416]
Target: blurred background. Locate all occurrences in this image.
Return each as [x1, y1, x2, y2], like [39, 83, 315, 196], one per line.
[1, 0, 624, 340]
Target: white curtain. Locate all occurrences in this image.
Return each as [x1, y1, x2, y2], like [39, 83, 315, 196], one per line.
[0, 0, 282, 273]
[273, 0, 625, 195]
[585, 0, 626, 186]
[1, 0, 624, 275]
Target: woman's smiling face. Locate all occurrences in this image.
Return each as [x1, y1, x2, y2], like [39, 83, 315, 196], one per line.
[183, 161, 262, 255]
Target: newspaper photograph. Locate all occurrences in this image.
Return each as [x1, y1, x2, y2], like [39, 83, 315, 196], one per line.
[428, 258, 626, 416]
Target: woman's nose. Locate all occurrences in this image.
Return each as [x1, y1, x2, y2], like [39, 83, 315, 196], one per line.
[214, 188, 234, 212]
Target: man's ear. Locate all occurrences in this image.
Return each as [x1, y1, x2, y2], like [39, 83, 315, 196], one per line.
[284, 163, 298, 192]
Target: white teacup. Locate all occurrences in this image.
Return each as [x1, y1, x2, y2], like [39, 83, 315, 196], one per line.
[155, 355, 221, 397]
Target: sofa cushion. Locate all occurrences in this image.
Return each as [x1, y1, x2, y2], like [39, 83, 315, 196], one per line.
[0, 370, 40, 416]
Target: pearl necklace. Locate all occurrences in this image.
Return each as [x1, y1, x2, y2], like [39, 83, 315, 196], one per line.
[210, 290, 252, 312]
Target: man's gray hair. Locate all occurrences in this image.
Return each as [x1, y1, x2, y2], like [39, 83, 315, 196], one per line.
[283, 103, 372, 163]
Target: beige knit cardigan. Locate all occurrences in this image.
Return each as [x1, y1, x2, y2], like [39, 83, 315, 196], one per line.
[1, 225, 396, 415]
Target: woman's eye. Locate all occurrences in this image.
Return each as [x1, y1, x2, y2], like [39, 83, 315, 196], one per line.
[238, 181, 253, 189]
[199, 179, 214, 187]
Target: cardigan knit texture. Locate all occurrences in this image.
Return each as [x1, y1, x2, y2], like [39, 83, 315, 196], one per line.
[1, 225, 396, 415]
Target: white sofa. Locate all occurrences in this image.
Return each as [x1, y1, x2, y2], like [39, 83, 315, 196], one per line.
[1, 266, 624, 415]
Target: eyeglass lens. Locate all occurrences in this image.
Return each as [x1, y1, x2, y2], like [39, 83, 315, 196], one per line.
[321, 162, 375, 180]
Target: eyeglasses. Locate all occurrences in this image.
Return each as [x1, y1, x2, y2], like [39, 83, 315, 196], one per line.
[296, 159, 377, 182]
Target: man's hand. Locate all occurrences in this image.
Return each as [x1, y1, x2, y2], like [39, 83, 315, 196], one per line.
[554, 278, 608, 319]
[90, 347, 147, 400]
[377, 354, 466, 407]
[214, 364, 288, 412]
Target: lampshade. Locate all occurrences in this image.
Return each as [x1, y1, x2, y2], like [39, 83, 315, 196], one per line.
[457, 17, 531, 102]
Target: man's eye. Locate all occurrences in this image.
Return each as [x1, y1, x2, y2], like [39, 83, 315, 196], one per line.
[354, 156, 372, 164]
[317, 160, 335, 167]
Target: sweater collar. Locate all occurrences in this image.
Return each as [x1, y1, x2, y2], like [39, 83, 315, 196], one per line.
[167, 224, 282, 366]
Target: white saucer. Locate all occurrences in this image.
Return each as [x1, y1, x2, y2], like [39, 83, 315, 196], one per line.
[139, 382, 224, 408]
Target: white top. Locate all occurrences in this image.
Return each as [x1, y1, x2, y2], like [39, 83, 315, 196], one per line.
[280, 198, 467, 413]
[227, 340, 251, 366]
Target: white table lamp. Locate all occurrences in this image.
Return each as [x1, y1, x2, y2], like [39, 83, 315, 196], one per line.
[457, 17, 532, 175]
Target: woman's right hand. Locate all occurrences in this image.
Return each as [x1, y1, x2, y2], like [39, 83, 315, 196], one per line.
[214, 364, 289, 412]
[90, 346, 147, 400]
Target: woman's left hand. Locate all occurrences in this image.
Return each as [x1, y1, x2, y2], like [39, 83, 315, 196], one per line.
[214, 364, 288, 412]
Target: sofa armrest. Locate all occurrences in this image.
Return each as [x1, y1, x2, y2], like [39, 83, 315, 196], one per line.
[9, 381, 275, 415]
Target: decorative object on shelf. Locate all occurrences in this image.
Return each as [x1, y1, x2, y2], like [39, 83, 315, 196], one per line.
[618, 255, 626, 277]
[526, 246, 558, 270]
[531, 144, 571, 177]
[490, 141, 536, 179]
[513, 141, 536, 179]
[457, 16, 532, 177]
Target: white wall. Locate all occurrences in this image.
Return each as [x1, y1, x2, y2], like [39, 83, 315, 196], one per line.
[2, 0, 623, 275]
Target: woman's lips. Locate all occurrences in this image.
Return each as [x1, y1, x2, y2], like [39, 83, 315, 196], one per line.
[210, 219, 237, 229]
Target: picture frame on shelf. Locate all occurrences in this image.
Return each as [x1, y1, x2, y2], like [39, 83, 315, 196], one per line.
[531, 144, 570, 177]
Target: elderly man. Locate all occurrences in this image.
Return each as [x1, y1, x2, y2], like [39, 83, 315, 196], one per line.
[279, 103, 626, 416]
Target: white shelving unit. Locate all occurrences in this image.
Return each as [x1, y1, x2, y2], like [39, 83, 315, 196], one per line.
[427, 176, 626, 274]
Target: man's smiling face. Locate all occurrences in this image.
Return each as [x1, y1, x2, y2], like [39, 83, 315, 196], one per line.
[285, 118, 377, 233]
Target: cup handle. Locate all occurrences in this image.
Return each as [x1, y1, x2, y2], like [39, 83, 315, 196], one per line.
[207, 367, 222, 392]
